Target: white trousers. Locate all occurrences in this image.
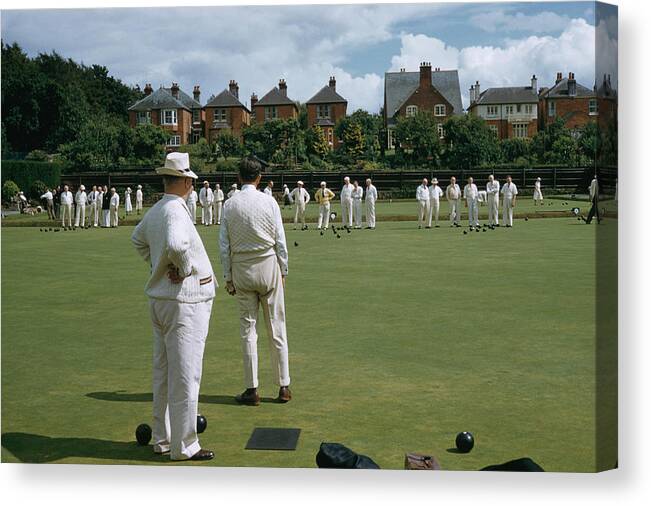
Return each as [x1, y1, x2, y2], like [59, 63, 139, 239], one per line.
[102, 209, 110, 227]
[149, 298, 212, 461]
[428, 199, 440, 227]
[318, 202, 331, 229]
[90, 203, 99, 226]
[503, 198, 514, 226]
[61, 204, 73, 227]
[232, 254, 290, 389]
[341, 198, 353, 227]
[366, 199, 376, 228]
[449, 199, 460, 224]
[467, 199, 479, 227]
[418, 200, 430, 227]
[74, 204, 86, 227]
[533, 190, 543, 202]
[188, 203, 197, 224]
[213, 201, 223, 224]
[110, 205, 119, 227]
[201, 204, 212, 225]
[136, 199, 143, 212]
[352, 199, 363, 228]
[294, 203, 306, 228]
[487, 195, 499, 225]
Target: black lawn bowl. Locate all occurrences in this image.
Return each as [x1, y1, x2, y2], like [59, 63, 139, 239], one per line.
[320, 231, 324, 236]
[135, 423, 152, 446]
[463, 230, 468, 235]
[337, 235, 341, 239]
[524, 217, 529, 221]
[294, 241, 299, 247]
[455, 431, 474, 453]
[197, 414, 207, 434]
[39, 228, 43, 232]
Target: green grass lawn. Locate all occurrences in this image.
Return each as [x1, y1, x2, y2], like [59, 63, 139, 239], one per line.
[1, 217, 615, 470]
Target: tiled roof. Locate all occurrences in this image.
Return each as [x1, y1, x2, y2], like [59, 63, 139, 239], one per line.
[256, 87, 298, 107]
[306, 85, 347, 104]
[128, 86, 201, 112]
[470, 86, 538, 107]
[205, 89, 249, 110]
[543, 78, 594, 98]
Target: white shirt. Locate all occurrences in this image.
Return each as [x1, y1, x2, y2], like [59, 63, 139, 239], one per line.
[110, 193, 120, 207]
[429, 185, 443, 201]
[87, 190, 98, 203]
[214, 189, 224, 202]
[352, 187, 363, 200]
[463, 184, 478, 201]
[219, 184, 288, 283]
[136, 189, 143, 202]
[365, 184, 378, 202]
[446, 184, 461, 200]
[199, 187, 214, 205]
[534, 181, 541, 191]
[340, 183, 354, 200]
[227, 189, 239, 199]
[589, 179, 599, 200]
[41, 191, 53, 201]
[187, 190, 198, 205]
[416, 184, 430, 201]
[501, 182, 518, 199]
[283, 187, 290, 197]
[264, 186, 273, 196]
[132, 194, 216, 303]
[290, 187, 310, 206]
[486, 180, 500, 197]
[61, 191, 73, 205]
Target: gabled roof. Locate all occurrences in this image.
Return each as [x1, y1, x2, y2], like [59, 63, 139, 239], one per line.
[128, 86, 201, 112]
[469, 86, 538, 108]
[542, 78, 594, 99]
[384, 69, 463, 121]
[205, 89, 249, 111]
[306, 85, 347, 105]
[255, 87, 298, 108]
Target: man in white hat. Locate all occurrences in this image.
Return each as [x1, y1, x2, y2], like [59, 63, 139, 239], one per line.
[199, 181, 214, 226]
[136, 185, 144, 215]
[213, 183, 224, 225]
[227, 183, 239, 199]
[501, 175, 518, 227]
[463, 176, 480, 229]
[74, 185, 88, 228]
[87, 185, 99, 226]
[131, 151, 215, 462]
[446, 176, 461, 227]
[290, 180, 310, 230]
[365, 178, 378, 229]
[428, 178, 443, 227]
[95, 186, 104, 227]
[533, 177, 543, 205]
[60, 184, 73, 228]
[40, 187, 56, 220]
[351, 180, 364, 229]
[416, 178, 430, 229]
[583, 175, 601, 225]
[264, 180, 274, 197]
[282, 184, 291, 208]
[219, 157, 291, 406]
[340, 176, 354, 228]
[486, 174, 500, 226]
[186, 184, 198, 224]
[315, 181, 335, 230]
[109, 187, 120, 227]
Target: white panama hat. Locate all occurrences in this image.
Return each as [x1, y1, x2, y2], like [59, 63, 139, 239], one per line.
[156, 152, 198, 179]
[297, 180, 304, 185]
[431, 178, 438, 184]
[80, 185, 86, 191]
[320, 181, 326, 186]
[137, 185, 142, 189]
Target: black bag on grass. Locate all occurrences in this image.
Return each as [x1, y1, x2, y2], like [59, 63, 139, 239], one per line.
[316, 442, 380, 469]
[481, 457, 544, 472]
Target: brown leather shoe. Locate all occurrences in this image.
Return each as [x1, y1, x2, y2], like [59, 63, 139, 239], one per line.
[235, 388, 260, 406]
[190, 449, 214, 461]
[276, 386, 292, 403]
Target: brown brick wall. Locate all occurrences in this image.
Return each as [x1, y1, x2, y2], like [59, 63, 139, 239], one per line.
[398, 86, 453, 120]
[306, 102, 347, 146]
[204, 106, 250, 142]
[539, 97, 597, 130]
[252, 104, 298, 123]
[483, 118, 537, 140]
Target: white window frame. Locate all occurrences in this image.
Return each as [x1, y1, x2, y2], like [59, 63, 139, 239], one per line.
[136, 111, 151, 125]
[213, 108, 227, 123]
[486, 106, 498, 117]
[434, 104, 446, 116]
[525, 104, 533, 115]
[166, 135, 181, 147]
[505, 105, 514, 116]
[436, 123, 444, 139]
[192, 109, 200, 124]
[192, 132, 201, 144]
[327, 129, 334, 146]
[589, 99, 598, 115]
[488, 124, 498, 136]
[265, 106, 278, 121]
[512, 123, 528, 139]
[387, 128, 396, 149]
[161, 109, 177, 126]
[548, 101, 556, 117]
[406, 105, 418, 117]
[317, 104, 331, 119]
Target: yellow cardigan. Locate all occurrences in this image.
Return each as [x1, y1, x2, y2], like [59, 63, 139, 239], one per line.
[315, 188, 335, 204]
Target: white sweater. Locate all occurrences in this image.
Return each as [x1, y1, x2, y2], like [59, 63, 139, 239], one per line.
[131, 194, 216, 303]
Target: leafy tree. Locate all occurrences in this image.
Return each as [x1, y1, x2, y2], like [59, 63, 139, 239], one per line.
[2, 180, 20, 204]
[577, 121, 599, 163]
[549, 136, 581, 166]
[25, 149, 49, 161]
[442, 115, 500, 168]
[341, 122, 365, 161]
[393, 111, 442, 166]
[214, 131, 241, 160]
[29, 180, 48, 200]
[335, 109, 382, 160]
[242, 118, 305, 166]
[131, 124, 169, 163]
[307, 125, 330, 159]
[500, 138, 531, 163]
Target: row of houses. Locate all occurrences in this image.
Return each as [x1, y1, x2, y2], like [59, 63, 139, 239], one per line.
[127, 62, 617, 150]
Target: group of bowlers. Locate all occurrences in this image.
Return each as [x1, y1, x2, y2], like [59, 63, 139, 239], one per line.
[132, 152, 291, 462]
[39, 184, 144, 229]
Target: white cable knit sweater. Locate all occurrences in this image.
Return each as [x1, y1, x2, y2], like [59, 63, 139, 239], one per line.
[131, 194, 216, 303]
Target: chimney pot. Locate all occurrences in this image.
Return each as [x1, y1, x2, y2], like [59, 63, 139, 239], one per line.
[229, 80, 239, 99]
[278, 79, 287, 96]
[193, 85, 201, 102]
[144, 83, 153, 96]
[419, 61, 432, 89]
[171, 82, 180, 99]
[250, 93, 258, 109]
[329, 76, 336, 90]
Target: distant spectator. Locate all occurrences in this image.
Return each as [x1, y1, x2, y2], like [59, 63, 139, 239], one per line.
[40, 188, 55, 220]
[102, 185, 111, 227]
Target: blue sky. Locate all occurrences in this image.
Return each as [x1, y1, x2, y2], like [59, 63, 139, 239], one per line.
[1, 1, 617, 113]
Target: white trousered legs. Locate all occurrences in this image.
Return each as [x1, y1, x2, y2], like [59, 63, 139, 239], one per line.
[503, 198, 514, 226]
[487, 196, 499, 225]
[467, 199, 479, 227]
[318, 202, 330, 229]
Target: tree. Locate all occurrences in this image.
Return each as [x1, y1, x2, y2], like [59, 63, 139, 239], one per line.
[131, 124, 168, 163]
[2, 180, 20, 204]
[442, 115, 500, 168]
[242, 118, 305, 166]
[29, 180, 48, 200]
[393, 111, 442, 166]
[341, 122, 365, 161]
[335, 109, 382, 160]
[500, 138, 531, 163]
[214, 132, 241, 160]
[307, 125, 330, 159]
[577, 121, 599, 163]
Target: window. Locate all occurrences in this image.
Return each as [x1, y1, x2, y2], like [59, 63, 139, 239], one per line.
[548, 101, 556, 117]
[161, 109, 177, 125]
[525, 104, 533, 114]
[437, 123, 444, 139]
[317, 104, 331, 119]
[265, 106, 278, 121]
[488, 124, 498, 136]
[406, 105, 418, 117]
[589, 99, 598, 115]
[327, 129, 334, 145]
[192, 132, 201, 144]
[516, 104, 522, 113]
[434, 104, 446, 116]
[213, 108, 226, 123]
[486, 106, 498, 117]
[505, 105, 514, 116]
[387, 129, 396, 149]
[166, 135, 181, 147]
[512, 123, 528, 139]
[136, 111, 151, 125]
[192, 109, 200, 124]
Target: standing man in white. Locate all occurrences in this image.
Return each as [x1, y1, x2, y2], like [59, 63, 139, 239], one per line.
[95, 186, 104, 227]
[533, 177, 543, 205]
[416, 178, 430, 229]
[365, 178, 378, 229]
[428, 178, 443, 228]
[584, 175, 601, 225]
[290, 180, 310, 230]
[464, 177, 480, 229]
[74, 185, 87, 228]
[282, 184, 291, 208]
[486, 175, 500, 226]
[446, 176, 461, 227]
[227, 184, 239, 199]
[101, 185, 111, 227]
[264, 180, 274, 197]
[315, 181, 335, 230]
[351, 180, 364, 229]
[131, 152, 215, 462]
[125, 187, 133, 216]
[186, 185, 198, 224]
[219, 157, 291, 406]
[213, 184, 224, 225]
[501, 175, 518, 227]
[87, 185, 99, 227]
[199, 181, 214, 226]
[136, 185, 144, 215]
[340, 176, 354, 228]
[60, 185, 73, 228]
[109, 187, 120, 227]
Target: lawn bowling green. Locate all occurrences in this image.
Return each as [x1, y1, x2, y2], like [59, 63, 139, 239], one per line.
[0, 216, 616, 470]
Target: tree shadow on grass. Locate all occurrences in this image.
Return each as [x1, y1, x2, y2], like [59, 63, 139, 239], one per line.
[1, 432, 167, 464]
[86, 391, 277, 405]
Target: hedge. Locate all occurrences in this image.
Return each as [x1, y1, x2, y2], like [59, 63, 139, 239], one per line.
[1, 160, 64, 191]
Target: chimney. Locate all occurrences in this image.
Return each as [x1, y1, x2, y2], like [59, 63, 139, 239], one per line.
[474, 80, 480, 98]
[568, 72, 576, 96]
[170, 82, 180, 99]
[193, 85, 201, 102]
[250, 93, 258, 109]
[400, 68, 405, 73]
[419, 61, 432, 89]
[278, 79, 287, 97]
[531, 74, 537, 93]
[556, 72, 563, 84]
[329, 76, 336, 90]
[469, 85, 475, 104]
[144, 83, 153, 96]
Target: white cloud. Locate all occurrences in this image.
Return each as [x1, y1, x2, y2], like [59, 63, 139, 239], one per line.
[469, 10, 572, 34]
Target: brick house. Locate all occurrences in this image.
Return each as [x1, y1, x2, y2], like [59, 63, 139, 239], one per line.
[203, 80, 250, 142]
[467, 75, 539, 140]
[538, 72, 599, 132]
[595, 73, 618, 131]
[305, 77, 347, 148]
[384, 62, 463, 149]
[128, 83, 203, 148]
[251, 79, 299, 123]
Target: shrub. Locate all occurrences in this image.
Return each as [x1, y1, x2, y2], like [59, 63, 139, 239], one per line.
[29, 180, 48, 200]
[25, 149, 49, 162]
[1, 160, 63, 191]
[2, 180, 20, 205]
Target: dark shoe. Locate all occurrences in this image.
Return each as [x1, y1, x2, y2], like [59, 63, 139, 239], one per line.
[235, 388, 260, 406]
[277, 386, 292, 403]
[190, 449, 214, 461]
